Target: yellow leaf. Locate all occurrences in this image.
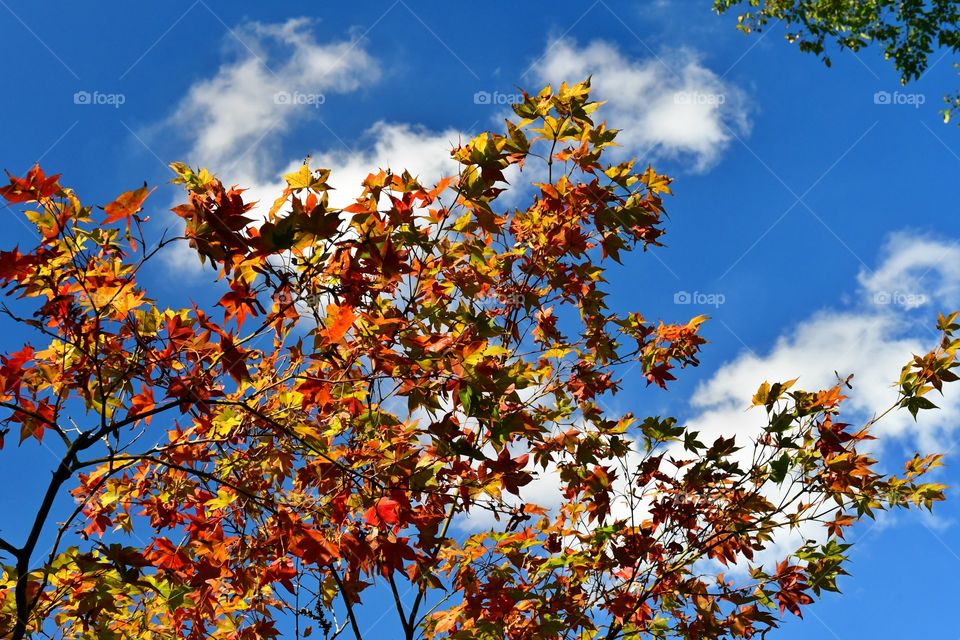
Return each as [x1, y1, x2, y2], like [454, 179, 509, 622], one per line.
[284, 164, 331, 190]
[206, 488, 238, 510]
[641, 165, 673, 195]
[752, 381, 770, 407]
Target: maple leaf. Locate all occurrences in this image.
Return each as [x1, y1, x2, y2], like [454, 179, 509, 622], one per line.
[1, 345, 34, 396]
[0, 248, 36, 285]
[433, 606, 464, 634]
[826, 514, 855, 538]
[103, 183, 154, 226]
[82, 512, 113, 538]
[15, 399, 53, 444]
[284, 164, 331, 191]
[0, 80, 955, 640]
[320, 303, 356, 344]
[364, 497, 401, 527]
[644, 362, 676, 389]
[263, 557, 298, 594]
[0, 164, 60, 203]
[217, 281, 261, 329]
[146, 538, 189, 572]
[128, 386, 156, 423]
[640, 165, 672, 195]
[218, 334, 251, 384]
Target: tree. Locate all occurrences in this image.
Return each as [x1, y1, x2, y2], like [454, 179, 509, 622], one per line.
[0, 79, 955, 640]
[713, 0, 960, 121]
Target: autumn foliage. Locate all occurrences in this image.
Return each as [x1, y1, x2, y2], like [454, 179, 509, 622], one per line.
[0, 80, 956, 640]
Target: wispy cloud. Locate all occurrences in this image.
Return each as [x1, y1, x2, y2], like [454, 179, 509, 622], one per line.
[455, 232, 960, 562]
[531, 38, 751, 171]
[692, 232, 960, 453]
[676, 230, 960, 565]
[170, 17, 380, 174]
[158, 17, 470, 272]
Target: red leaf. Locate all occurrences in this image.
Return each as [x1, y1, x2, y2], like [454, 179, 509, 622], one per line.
[0, 248, 36, 285]
[128, 386, 156, 424]
[219, 335, 251, 384]
[146, 537, 188, 571]
[645, 363, 676, 390]
[218, 281, 260, 329]
[364, 497, 400, 527]
[263, 557, 298, 594]
[0, 164, 60, 203]
[1, 346, 34, 396]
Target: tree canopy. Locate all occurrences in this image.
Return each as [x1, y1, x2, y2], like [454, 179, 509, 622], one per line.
[714, 0, 960, 120]
[0, 80, 956, 640]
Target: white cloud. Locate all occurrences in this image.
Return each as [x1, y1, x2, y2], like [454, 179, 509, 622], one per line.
[690, 312, 922, 440]
[531, 39, 750, 171]
[450, 231, 960, 572]
[171, 17, 379, 174]
[857, 231, 960, 310]
[690, 235, 960, 453]
[678, 231, 960, 569]
[294, 122, 464, 210]
[161, 18, 467, 273]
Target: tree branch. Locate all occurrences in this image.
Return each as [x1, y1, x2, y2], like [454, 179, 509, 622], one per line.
[328, 565, 363, 640]
[11, 437, 83, 640]
[0, 536, 19, 558]
[388, 571, 413, 640]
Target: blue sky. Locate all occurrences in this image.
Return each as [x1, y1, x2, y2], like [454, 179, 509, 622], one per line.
[2, 1, 960, 637]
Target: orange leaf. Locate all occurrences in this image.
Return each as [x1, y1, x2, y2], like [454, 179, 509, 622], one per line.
[104, 184, 154, 224]
[322, 304, 356, 344]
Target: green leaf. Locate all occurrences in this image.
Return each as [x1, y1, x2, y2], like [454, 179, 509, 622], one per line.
[770, 453, 791, 484]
